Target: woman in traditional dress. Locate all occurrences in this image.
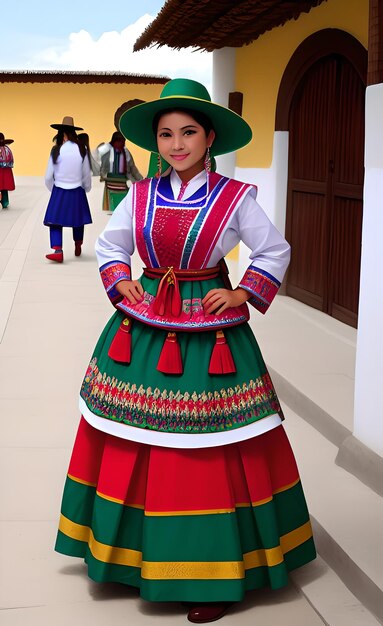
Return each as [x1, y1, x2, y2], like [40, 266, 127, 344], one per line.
[98, 131, 142, 213]
[44, 116, 92, 263]
[0, 132, 15, 209]
[55, 79, 316, 623]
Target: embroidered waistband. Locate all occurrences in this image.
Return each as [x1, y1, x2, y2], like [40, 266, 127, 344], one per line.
[115, 259, 249, 332]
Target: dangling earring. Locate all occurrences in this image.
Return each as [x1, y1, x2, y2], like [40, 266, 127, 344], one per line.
[156, 153, 162, 178]
[204, 147, 211, 173]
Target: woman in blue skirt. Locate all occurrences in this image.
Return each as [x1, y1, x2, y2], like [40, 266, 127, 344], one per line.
[44, 116, 92, 263]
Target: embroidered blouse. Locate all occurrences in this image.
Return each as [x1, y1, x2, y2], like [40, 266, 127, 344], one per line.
[79, 169, 291, 449]
[96, 169, 290, 314]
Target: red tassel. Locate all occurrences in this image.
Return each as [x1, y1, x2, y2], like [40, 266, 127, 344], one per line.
[209, 330, 236, 374]
[153, 267, 182, 317]
[157, 331, 183, 374]
[108, 318, 132, 363]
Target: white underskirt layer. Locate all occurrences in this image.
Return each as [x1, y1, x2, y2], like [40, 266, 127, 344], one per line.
[79, 396, 282, 449]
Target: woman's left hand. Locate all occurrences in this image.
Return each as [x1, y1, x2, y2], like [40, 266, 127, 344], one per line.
[202, 287, 250, 315]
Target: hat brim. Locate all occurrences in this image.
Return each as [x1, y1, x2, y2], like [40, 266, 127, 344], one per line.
[50, 124, 84, 131]
[3, 139, 14, 144]
[119, 96, 252, 157]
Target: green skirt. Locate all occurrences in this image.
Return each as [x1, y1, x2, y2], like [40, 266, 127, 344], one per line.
[80, 313, 284, 436]
[102, 174, 128, 212]
[80, 273, 284, 436]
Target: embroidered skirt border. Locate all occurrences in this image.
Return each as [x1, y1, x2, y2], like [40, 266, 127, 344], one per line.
[80, 310, 284, 437]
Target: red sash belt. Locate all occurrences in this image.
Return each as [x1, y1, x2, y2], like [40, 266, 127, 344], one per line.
[143, 265, 221, 280]
[144, 265, 221, 318]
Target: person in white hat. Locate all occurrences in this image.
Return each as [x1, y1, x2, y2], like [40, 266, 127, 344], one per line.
[43, 116, 92, 263]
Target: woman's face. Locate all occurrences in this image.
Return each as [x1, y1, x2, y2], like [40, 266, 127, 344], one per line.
[156, 111, 215, 182]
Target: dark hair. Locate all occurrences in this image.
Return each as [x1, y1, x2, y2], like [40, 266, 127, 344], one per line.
[110, 131, 125, 145]
[78, 133, 92, 168]
[152, 108, 214, 138]
[51, 128, 86, 163]
[78, 132, 89, 147]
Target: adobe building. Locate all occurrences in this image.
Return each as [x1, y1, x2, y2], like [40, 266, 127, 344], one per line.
[0, 70, 169, 176]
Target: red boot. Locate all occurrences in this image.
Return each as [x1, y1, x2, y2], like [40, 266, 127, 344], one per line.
[46, 248, 63, 263]
[74, 240, 83, 257]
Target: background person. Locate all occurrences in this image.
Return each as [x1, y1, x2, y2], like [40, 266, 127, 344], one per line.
[97, 131, 142, 213]
[0, 132, 15, 209]
[43, 116, 92, 263]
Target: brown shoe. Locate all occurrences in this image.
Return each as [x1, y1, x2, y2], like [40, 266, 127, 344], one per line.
[187, 603, 233, 623]
[75, 241, 82, 256]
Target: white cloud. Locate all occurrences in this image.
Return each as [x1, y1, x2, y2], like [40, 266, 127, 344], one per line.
[29, 14, 212, 91]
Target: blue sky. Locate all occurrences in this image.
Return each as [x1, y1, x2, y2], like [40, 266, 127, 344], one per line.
[1, 0, 212, 86]
[2, 1, 164, 41]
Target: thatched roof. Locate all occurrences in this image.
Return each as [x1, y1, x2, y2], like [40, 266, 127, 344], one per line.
[134, 0, 327, 52]
[0, 70, 169, 84]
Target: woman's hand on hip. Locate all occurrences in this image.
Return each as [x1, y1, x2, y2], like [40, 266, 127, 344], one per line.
[116, 279, 144, 304]
[202, 287, 250, 315]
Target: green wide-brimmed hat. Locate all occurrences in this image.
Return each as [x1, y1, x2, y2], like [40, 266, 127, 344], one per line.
[119, 78, 252, 157]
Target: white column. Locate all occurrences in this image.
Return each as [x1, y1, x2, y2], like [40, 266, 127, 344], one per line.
[212, 48, 236, 178]
[353, 83, 383, 457]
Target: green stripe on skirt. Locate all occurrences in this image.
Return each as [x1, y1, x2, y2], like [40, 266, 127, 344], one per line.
[55, 477, 316, 601]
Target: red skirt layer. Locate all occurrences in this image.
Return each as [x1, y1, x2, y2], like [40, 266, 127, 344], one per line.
[57, 418, 316, 599]
[0, 168, 15, 190]
[68, 417, 301, 511]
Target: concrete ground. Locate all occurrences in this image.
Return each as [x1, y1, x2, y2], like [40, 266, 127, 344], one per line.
[0, 177, 380, 625]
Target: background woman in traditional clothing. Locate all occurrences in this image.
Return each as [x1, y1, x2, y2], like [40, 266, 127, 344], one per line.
[97, 131, 142, 213]
[0, 132, 15, 209]
[43, 116, 92, 263]
[55, 79, 316, 623]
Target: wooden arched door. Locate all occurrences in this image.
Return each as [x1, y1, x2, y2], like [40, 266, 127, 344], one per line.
[285, 52, 365, 328]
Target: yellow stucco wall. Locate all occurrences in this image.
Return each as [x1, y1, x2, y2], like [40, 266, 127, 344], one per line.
[0, 81, 166, 176]
[236, 0, 369, 168]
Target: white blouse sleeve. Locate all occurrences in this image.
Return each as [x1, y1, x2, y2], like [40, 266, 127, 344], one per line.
[44, 155, 54, 192]
[235, 188, 291, 313]
[95, 192, 135, 304]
